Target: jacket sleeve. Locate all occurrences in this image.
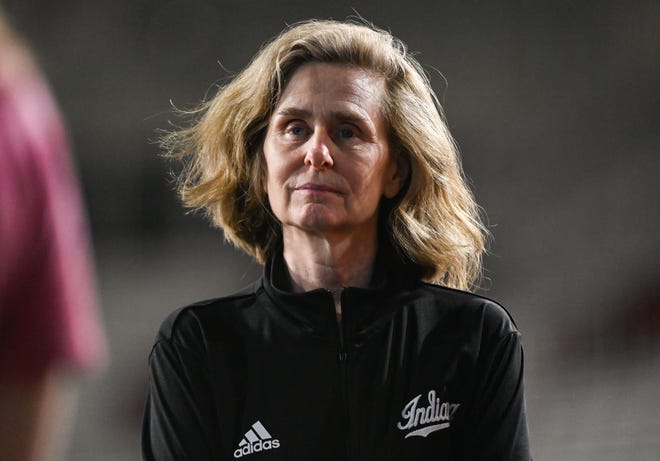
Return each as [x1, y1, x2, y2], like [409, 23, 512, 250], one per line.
[142, 333, 221, 460]
[457, 329, 532, 461]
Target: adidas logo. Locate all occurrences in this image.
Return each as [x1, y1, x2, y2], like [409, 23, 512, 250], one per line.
[233, 421, 280, 458]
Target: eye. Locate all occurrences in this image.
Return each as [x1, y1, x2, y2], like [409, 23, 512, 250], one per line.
[338, 126, 356, 139]
[284, 122, 308, 137]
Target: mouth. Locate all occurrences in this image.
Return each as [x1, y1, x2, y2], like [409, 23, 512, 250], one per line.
[296, 183, 342, 194]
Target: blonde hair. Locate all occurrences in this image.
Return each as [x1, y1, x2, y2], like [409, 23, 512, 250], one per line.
[164, 19, 489, 290]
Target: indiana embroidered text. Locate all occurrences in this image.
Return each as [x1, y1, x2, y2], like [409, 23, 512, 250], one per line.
[397, 390, 460, 438]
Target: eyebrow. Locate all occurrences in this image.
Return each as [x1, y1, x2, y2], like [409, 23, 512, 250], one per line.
[274, 107, 372, 125]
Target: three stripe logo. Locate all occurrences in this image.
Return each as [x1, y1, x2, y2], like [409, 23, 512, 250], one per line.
[233, 421, 280, 458]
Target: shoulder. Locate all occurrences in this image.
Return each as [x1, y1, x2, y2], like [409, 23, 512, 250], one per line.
[413, 283, 521, 340]
[153, 280, 262, 350]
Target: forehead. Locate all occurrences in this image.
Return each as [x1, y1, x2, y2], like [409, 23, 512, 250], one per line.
[275, 62, 386, 114]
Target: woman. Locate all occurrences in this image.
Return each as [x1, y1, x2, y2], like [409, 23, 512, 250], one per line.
[143, 20, 532, 460]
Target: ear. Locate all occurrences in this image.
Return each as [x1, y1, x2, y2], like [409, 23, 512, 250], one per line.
[383, 151, 410, 199]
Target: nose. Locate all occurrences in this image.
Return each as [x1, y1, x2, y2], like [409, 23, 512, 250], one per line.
[304, 130, 334, 170]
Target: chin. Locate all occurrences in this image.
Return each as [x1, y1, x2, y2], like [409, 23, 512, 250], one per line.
[294, 216, 344, 233]
[280, 212, 345, 234]
[287, 205, 343, 230]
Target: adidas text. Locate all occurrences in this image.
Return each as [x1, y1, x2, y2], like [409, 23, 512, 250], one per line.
[234, 421, 280, 458]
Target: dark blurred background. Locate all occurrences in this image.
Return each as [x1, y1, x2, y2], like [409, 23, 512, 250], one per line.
[3, 1, 659, 459]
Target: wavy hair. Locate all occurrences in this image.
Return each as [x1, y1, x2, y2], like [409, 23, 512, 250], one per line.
[163, 19, 489, 290]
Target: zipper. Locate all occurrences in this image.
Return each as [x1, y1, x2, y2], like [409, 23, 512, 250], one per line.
[335, 289, 352, 460]
[339, 345, 351, 460]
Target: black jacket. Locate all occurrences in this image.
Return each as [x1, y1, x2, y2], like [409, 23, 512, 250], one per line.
[142, 252, 531, 460]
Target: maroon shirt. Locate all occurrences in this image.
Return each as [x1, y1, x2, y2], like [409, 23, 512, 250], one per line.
[0, 68, 105, 380]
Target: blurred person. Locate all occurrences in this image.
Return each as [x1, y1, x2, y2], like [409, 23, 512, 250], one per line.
[0, 9, 106, 461]
[143, 19, 531, 460]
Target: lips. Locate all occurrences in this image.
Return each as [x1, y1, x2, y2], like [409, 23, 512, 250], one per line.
[296, 182, 342, 194]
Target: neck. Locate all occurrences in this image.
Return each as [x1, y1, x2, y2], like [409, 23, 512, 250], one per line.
[281, 226, 378, 294]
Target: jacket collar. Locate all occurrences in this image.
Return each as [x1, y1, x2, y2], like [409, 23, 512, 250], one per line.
[260, 243, 420, 343]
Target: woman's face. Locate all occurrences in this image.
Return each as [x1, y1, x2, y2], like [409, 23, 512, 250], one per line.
[262, 62, 404, 240]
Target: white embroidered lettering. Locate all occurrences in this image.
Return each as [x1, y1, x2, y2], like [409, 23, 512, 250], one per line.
[396, 390, 460, 439]
[233, 421, 281, 458]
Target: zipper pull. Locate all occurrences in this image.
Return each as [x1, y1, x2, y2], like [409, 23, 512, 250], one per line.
[339, 351, 348, 362]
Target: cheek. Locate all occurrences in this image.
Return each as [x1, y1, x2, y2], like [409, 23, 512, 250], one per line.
[357, 167, 384, 194]
[264, 150, 299, 193]
[261, 148, 278, 195]
[263, 169, 289, 212]
[264, 174, 277, 201]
